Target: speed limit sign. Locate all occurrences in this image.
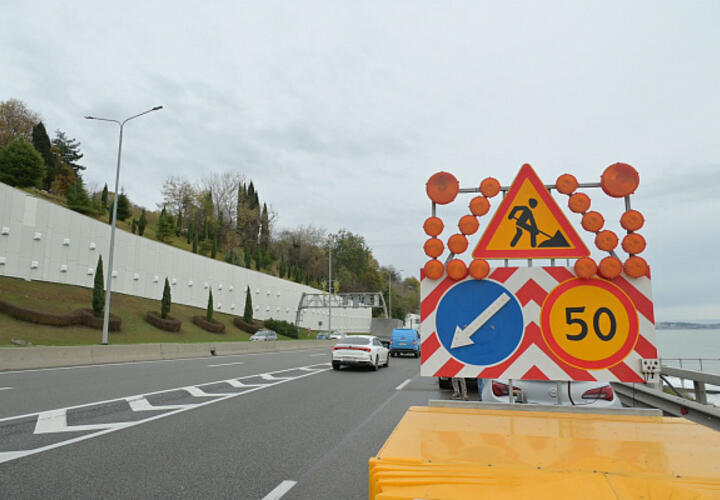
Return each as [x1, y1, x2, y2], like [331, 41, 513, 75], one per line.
[540, 278, 640, 370]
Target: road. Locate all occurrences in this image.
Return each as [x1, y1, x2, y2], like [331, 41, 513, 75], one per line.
[0, 346, 458, 499]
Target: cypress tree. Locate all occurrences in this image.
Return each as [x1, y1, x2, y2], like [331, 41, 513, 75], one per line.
[161, 277, 171, 319]
[32, 122, 57, 190]
[243, 286, 253, 323]
[92, 255, 104, 318]
[175, 212, 183, 236]
[138, 209, 147, 236]
[211, 236, 217, 259]
[202, 219, 209, 241]
[101, 184, 108, 210]
[260, 203, 270, 250]
[255, 246, 261, 270]
[131, 218, 137, 234]
[206, 289, 214, 322]
[243, 246, 251, 268]
[186, 224, 193, 244]
[192, 233, 198, 253]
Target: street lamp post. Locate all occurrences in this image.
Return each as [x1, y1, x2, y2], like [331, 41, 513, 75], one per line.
[85, 106, 163, 345]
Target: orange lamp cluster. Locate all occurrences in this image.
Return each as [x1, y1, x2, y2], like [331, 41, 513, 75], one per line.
[424, 173, 501, 280]
[556, 164, 648, 280]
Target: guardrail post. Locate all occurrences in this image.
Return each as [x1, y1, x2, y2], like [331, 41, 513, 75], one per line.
[694, 380, 708, 405]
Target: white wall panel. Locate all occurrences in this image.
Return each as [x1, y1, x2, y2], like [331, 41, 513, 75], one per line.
[0, 183, 371, 332]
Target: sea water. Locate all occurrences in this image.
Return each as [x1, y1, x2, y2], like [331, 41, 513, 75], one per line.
[656, 329, 720, 372]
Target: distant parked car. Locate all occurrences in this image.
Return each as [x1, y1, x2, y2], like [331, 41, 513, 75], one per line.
[316, 333, 329, 340]
[332, 335, 389, 371]
[389, 328, 420, 358]
[250, 329, 278, 341]
[480, 379, 622, 407]
[329, 331, 345, 340]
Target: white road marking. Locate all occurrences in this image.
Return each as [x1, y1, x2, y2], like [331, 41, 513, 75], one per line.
[0, 387, 12, 391]
[262, 480, 297, 500]
[259, 373, 290, 381]
[207, 361, 245, 367]
[34, 409, 128, 434]
[0, 363, 331, 465]
[183, 386, 235, 397]
[225, 379, 261, 388]
[126, 396, 192, 412]
[309, 353, 327, 357]
[395, 379, 412, 391]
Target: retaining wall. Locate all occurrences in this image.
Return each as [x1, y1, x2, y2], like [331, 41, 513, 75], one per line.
[0, 340, 336, 371]
[0, 182, 370, 332]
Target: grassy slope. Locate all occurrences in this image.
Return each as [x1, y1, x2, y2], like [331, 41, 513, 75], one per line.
[0, 276, 314, 346]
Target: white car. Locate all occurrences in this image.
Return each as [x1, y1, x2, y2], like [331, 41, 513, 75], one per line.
[249, 329, 278, 341]
[480, 379, 622, 407]
[328, 331, 345, 340]
[331, 335, 389, 371]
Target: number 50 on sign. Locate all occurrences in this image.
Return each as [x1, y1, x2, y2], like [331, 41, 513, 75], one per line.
[540, 278, 639, 370]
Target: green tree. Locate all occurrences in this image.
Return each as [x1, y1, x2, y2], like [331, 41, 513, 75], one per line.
[0, 138, 45, 187]
[243, 245, 251, 268]
[32, 122, 58, 190]
[138, 210, 147, 236]
[110, 190, 132, 222]
[131, 218, 137, 234]
[206, 289, 214, 322]
[101, 184, 108, 211]
[259, 202, 270, 250]
[0, 99, 40, 147]
[211, 236, 217, 259]
[243, 286, 253, 323]
[192, 233, 198, 253]
[161, 277, 171, 319]
[66, 177, 92, 214]
[52, 130, 85, 173]
[175, 212, 183, 236]
[92, 255, 104, 318]
[156, 207, 174, 243]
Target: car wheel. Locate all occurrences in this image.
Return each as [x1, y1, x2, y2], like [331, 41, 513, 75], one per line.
[438, 377, 452, 390]
[332, 362, 340, 370]
[371, 356, 379, 371]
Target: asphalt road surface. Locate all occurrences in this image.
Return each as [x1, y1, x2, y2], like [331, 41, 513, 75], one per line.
[0, 346, 459, 499]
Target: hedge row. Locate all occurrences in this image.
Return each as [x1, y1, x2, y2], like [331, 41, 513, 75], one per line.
[0, 299, 121, 331]
[263, 318, 298, 339]
[145, 311, 182, 332]
[192, 315, 226, 333]
[233, 317, 261, 333]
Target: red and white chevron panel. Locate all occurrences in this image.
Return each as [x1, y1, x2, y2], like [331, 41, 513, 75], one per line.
[420, 266, 656, 382]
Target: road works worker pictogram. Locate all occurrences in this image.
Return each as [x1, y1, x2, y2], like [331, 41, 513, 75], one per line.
[473, 164, 589, 259]
[508, 198, 570, 249]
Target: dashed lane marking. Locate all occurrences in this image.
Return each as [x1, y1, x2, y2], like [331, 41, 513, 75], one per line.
[395, 379, 412, 391]
[0, 363, 331, 465]
[207, 361, 245, 367]
[0, 387, 12, 391]
[262, 480, 297, 500]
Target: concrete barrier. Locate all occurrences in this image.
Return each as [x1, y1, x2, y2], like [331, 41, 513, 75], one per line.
[0, 340, 337, 371]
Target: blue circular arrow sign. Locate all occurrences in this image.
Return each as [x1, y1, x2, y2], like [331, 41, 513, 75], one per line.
[436, 280, 524, 366]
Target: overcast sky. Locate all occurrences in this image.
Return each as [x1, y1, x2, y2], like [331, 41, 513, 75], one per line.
[2, 1, 719, 321]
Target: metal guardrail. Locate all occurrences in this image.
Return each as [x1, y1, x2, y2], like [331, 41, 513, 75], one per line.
[660, 357, 720, 373]
[614, 364, 720, 431]
[614, 381, 720, 431]
[661, 366, 720, 405]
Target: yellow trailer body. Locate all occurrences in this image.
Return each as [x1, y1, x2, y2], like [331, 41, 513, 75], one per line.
[369, 406, 720, 499]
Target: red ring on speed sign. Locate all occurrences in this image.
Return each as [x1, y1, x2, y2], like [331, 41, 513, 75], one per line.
[540, 278, 639, 370]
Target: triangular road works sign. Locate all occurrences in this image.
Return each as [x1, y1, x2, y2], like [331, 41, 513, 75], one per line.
[473, 164, 590, 259]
